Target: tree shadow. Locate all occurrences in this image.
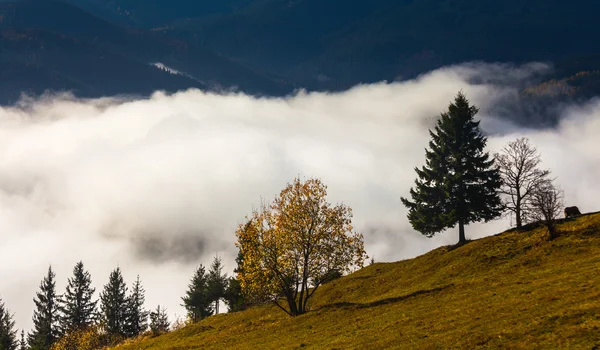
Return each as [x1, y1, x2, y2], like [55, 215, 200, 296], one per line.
[445, 240, 474, 252]
[318, 284, 454, 311]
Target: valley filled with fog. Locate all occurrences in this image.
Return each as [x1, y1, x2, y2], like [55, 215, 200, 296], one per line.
[1, 62, 600, 332]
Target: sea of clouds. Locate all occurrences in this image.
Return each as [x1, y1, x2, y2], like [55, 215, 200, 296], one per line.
[1, 62, 600, 332]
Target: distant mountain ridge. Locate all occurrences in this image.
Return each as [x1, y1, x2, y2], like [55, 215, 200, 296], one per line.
[69, 0, 600, 91]
[63, 0, 254, 28]
[0, 0, 291, 105]
[1, 0, 600, 105]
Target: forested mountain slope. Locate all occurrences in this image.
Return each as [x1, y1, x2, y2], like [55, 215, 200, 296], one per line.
[0, 0, 290, 104]
[159, 0, 600, 90]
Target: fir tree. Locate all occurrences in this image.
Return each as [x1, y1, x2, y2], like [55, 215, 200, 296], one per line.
[19, 331, 26, 350]
[27, 267, 61, 350]
[181, 265, 213, 322]
[223, 277, 246, 313]
[224, 248, 248, 313]
[207, 256, 228, 314]
[124, 275, 148, 338]
[0, 298, 18, 350]
[401, 92, 503, 244]
[59, 261, 97, 332]
[99, 268, 128, 337]
[149, 306, 169, 336]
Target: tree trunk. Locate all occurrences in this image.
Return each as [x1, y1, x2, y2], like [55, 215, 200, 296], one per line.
[458, 221, 466, 245]
[516, 201, 522, 228]
[285, 291, 298, 316]
[516, 189, 522, 228]
[547, 221, 556, 240]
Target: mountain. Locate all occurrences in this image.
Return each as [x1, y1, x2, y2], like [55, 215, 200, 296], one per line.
[155, 0, 600, 90]
[2, 0, 600, 104]
[0, 0, 291, 104]
[110, 212, 600, 349]
[63, 0, 254, 28]
[525, 54, 600, 99]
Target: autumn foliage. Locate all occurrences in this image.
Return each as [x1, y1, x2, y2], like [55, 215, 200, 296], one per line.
[235, 177, 367, 316]
[49, 325, 120, 350]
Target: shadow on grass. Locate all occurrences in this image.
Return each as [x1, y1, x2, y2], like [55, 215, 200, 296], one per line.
[445, 240, 475, 252]
[318, 284, 454, 311]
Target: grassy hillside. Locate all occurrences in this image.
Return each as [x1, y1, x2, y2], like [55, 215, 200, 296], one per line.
[113, 214, 600, 349]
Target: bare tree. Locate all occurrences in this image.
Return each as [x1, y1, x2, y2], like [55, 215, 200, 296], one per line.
[530, 180, 564, 240]
[495, 138, 551, 228]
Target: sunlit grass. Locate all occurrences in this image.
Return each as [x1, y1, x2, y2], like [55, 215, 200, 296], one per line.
[112, 213, 600, 349]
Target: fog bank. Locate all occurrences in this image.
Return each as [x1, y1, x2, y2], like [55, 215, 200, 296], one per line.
[1, 63, 599, 332]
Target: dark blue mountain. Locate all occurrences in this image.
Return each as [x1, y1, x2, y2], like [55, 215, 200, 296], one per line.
[2, 0, 600, 103]
[160, 0, 600, 90]
[0, 0, 291, 104]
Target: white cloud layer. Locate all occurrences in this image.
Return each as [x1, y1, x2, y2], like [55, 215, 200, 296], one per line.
[1, 63, 598, 332]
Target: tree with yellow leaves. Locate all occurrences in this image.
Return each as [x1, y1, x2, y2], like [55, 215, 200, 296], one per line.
[235, 177, 367, 316]
[49, 325, 117, 350]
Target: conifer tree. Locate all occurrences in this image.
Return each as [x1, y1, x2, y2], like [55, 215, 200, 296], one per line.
[224, 248, 248, 313]
[149, 306, 169, 336]
[181, 265, 213, 322]
[207, 256, 228, 314]
[99, 268, 128, 337]
[28, 267, 61, 350]
[19, 331, 26, 350]
[59, 261, 97, 332]
[0, 298, 18, 350]
[401, 92, 503, 244]
[223, 277, 245, 313]
[124, 276, 148, 338]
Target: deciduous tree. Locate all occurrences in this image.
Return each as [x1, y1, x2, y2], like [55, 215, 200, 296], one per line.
[401, 92, 503, 244]
[494, 137, 551, 228]
[49, 325, 112, 350]
[531, 180, 564, 240]
[236, 177, 366, 316]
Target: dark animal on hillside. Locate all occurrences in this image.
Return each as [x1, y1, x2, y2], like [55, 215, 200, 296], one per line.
[564, 206, 582, 218]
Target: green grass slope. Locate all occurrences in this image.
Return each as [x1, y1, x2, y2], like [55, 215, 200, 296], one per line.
[114, 214, 600, 349]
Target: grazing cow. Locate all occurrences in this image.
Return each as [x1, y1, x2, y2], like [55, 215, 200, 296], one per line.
[564, 206, 582, 218]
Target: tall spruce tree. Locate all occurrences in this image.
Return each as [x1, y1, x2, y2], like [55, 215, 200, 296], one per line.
[59, 261, 97, 332]
[207, 256, 228, 314]
[124, 275, 148, 338]
[181, 265, 213, 322]
[27, 267, 61, 350]
[401, 92, 503, 244]
[0, 298, 18, 350]
[100, 268, 128, 337]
